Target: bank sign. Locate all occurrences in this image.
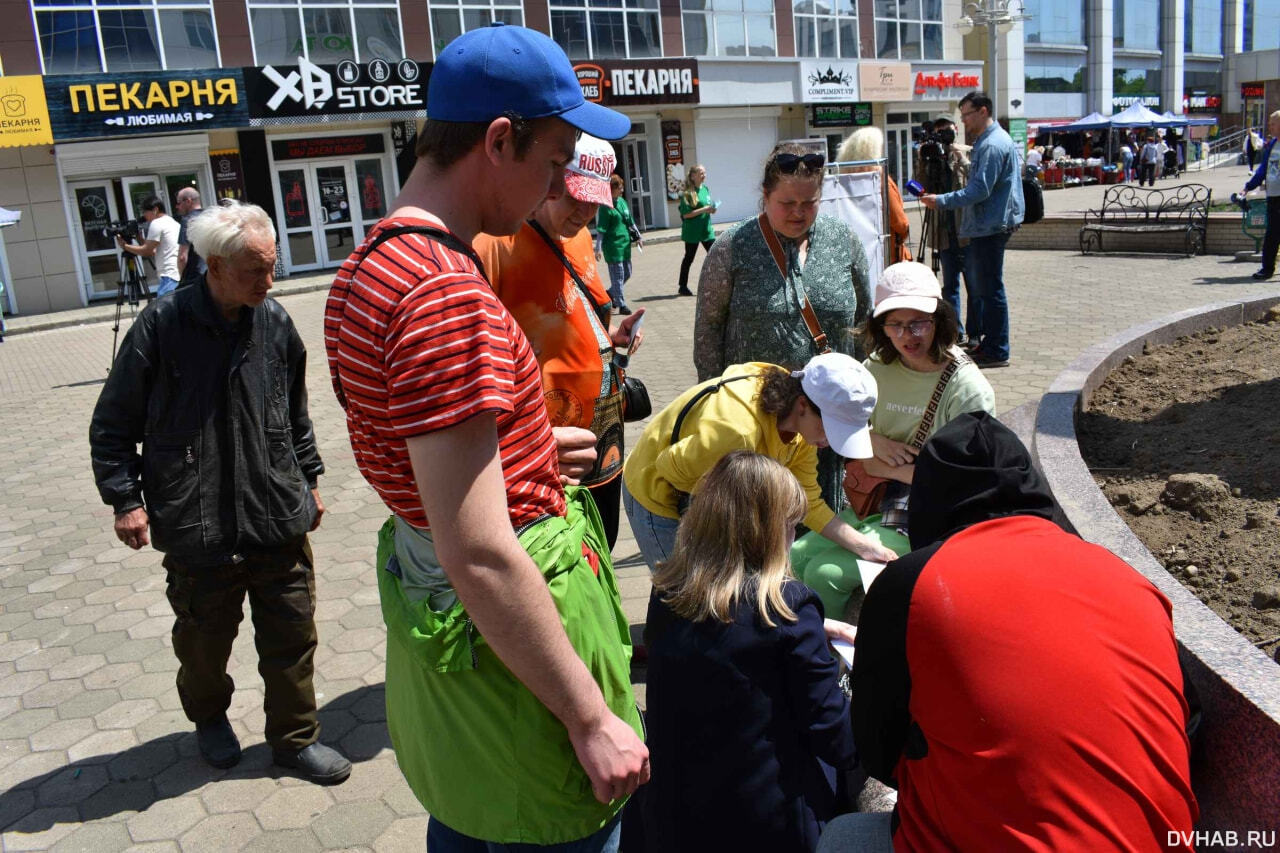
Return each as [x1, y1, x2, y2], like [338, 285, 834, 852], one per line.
[43, 69, 248, 141]
[573, 59, 699, 106]
[800, 61, 859, 103]
[244, 58, 428, 125]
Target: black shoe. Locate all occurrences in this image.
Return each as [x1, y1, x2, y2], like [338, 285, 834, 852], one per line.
[961, 338, 982, 353]
[972, 352, 1010, 369]
[618, 305, 632, 315]
[273, 742, 352, 785]
[196, 715, 242, 769]
[677, 288, 694, 297]
[1252, 269, 1274, 280]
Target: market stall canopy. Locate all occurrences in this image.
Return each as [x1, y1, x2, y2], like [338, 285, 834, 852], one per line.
[1160, 111, 1217, 127]
[1110, 103, 1167, 127]
[1059, 112, 1112, 131]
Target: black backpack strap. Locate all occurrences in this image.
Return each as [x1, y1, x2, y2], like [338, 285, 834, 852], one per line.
[669, 374, 755, 446]
[357, 224, 488, 283]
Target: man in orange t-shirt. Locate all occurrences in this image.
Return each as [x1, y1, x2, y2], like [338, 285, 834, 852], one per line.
[477, 134, 645, 547]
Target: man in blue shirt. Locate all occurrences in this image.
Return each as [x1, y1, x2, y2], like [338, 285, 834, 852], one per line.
[921, 92, 1023, 368]
[1243, 110, 1280, 280]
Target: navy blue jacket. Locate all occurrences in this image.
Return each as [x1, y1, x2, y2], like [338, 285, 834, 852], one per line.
[1244, 136, 1278, 192]
[642, 579, 855, 853]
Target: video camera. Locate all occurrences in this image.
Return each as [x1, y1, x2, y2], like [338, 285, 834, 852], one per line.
[103, 218, 144, 242]
[913, 122, 956, 167]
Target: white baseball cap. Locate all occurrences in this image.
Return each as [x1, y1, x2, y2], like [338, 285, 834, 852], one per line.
[791, 352, 878, 459]
[873, 261, 941, 318]
[564, 134, 617, 206]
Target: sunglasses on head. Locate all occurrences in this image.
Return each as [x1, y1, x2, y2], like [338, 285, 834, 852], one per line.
[775, 152, 826, 174]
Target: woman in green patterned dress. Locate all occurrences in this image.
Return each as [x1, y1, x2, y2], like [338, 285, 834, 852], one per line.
[693, 142, 872, 510]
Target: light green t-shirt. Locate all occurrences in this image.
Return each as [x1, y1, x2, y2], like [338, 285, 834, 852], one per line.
[864, 346, 996, 443]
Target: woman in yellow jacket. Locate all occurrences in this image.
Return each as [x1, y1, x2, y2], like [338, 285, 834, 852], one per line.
[622, 353, 899, 571]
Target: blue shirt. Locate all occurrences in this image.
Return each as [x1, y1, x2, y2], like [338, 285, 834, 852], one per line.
[935, 122, 1024, 238]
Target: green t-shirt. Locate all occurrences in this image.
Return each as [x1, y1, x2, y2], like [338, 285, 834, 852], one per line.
[679, 185, 716, 244]
[596, 196, 634, 263]
[864, 347, 996, 443]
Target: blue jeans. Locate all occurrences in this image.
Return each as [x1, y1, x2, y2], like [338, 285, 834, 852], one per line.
[156, 276, 179, 297]
[963, 231, 1011, 360]
[606, 260, 632, 309]
[938, 244, 978, 341]
[427, 815, 621, 853]
[621, 481, 678, 572]
[816, 813, 894, 852]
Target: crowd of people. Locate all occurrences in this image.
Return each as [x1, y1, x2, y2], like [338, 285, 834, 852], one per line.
[88, 21, 1206, 852]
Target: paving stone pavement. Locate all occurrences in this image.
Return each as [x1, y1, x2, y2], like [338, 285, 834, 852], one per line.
[0, 237, 1273, 852]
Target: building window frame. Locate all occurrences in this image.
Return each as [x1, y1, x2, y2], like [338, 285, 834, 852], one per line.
[872, 0, 942, 61]
[246, 0, 405, 66]
[427, 0, 523, 59]
[681, 0, 776, 58]
[793, 0, 859, 58]
[31, 0, 221, 74]
[549, 0, 663, 59]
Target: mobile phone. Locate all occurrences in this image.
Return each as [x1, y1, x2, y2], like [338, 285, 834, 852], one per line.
[626, 312, 645, 353]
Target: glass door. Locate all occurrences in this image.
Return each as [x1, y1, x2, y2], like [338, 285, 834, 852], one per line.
[620, 137, 653, 232]
[278, 166, 321, 272]
[885, 125, 911, 187]
[314, 163, 356, 267]
[122, 176, 162, 220]
[274, 158, 385, 271]
[68, 180, 123, 298]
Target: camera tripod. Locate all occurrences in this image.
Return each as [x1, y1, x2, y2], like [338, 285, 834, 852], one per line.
[109, 249, 153, 371]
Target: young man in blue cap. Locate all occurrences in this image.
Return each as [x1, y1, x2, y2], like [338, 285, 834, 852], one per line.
[324, 24, 647, 851]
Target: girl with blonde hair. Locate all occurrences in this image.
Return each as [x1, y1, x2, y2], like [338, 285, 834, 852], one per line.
[837, 126, 912, 263]
[642, 450, 858, 852]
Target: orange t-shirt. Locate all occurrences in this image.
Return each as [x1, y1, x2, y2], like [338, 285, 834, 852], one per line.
[475, 224, 612, 431]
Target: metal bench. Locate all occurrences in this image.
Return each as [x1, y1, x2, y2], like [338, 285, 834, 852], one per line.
[1079, 183, 1211, 256]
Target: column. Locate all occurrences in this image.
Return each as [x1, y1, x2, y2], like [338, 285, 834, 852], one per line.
[999, 20, 1027, 119]
[1086, 0, 1114, 114]
[1222, 0, 1245, 115]
[1161, 0, 1186, 113]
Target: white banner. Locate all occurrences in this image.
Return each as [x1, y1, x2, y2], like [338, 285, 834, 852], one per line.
[820, 170, 886, 298]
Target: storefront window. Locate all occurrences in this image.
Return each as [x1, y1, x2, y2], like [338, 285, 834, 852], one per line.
[550, 0, 661, 59]
[873, 0, 942, 60]
[682, 0, 775, 57]
[1023, 0, 1086, 46]
[1113, 0, 1160, 50]
[249, 0, 402, 64]
[1244, 0, 1280, 51]
[1184, 0, 1222, 54]
[1026, 59, 1084, 93]
[32, 0, 218, 73]
[1113, 66, 1161, 109]
[429, 0, 522, 56]
[794, 0, 857, 59]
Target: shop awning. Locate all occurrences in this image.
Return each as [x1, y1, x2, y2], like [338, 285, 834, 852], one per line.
[1057, 112, 1112, 131]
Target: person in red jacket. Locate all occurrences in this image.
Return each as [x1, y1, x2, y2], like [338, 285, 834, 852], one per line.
[821, 412, 1198, 852]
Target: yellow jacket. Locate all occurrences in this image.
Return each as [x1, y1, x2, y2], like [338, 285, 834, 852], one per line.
[622, 363, 835, 532]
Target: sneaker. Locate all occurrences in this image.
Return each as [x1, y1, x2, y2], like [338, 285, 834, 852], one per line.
[677, 288, 694, 297]
[971, 352, 1010, 369]
[618, 305, 632, 315]
[273, 742, 352, 785]
[962, 338, 982, 353]
[196, 714, 242, 769]
[1252, 269, 1274, 281]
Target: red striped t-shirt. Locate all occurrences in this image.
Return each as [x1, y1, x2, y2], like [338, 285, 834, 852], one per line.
[324, 217, 565, 529]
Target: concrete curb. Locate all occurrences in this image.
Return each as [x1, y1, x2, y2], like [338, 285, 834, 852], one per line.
[1031, 289, 1280, 831]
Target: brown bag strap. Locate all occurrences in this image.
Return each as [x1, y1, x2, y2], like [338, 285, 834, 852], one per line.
[756, 213, 830, 355]
[908, 352, 968, 449]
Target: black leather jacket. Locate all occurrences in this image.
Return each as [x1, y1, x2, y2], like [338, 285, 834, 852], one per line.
[90, 280, 323, 561]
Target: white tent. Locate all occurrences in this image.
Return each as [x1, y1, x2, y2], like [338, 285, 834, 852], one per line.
[1110, 103, 1166, 127]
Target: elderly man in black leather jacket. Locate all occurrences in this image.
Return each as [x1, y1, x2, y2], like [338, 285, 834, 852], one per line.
[89, 200, 350, 785]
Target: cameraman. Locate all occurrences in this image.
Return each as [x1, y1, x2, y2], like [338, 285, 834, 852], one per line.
[922, 91, 1023, 369]
[917, 115, 978, 346]
[117, 195, 181, 297]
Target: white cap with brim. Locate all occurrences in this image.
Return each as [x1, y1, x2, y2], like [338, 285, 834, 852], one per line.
[792, 353, 878, 459]
[873, 261, 942, 318]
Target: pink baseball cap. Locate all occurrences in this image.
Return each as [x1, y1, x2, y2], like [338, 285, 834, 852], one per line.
[873, 261, 942, 318]
[564, 134, 617, 206]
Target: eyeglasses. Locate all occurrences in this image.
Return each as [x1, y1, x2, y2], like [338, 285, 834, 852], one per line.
[882, 318, 935, 337]
[775, 152, 826, 174]
[959, 109, 979, 120]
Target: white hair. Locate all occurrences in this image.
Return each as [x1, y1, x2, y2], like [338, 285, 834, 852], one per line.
[188, 200, 276, 261]
[837, 127, 885, 164]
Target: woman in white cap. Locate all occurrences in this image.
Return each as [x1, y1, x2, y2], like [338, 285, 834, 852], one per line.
[476, 133, 645, 548]
[622, 353, 899, 572]
[792, 262, 994, 617]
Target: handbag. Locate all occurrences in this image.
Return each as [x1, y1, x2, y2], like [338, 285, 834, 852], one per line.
[842, 355, 965, 519]
[528, 220, 653, 427]
[757, 212, 831, 356]
[626, 221, 642, 244]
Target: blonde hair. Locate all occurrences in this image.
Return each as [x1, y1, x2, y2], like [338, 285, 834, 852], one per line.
[837, 127, 885, 164]
[652, 451, 805, 628]
[681, 164, 706, 209]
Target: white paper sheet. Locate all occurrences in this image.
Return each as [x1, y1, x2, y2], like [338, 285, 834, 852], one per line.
[857, 559, 887, 592]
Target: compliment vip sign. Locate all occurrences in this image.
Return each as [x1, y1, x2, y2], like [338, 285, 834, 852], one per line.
[43, 69, 248, 141]
[244, 58, 429, 126]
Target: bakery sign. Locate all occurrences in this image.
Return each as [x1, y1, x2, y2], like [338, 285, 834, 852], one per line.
[800, 60, 859, 103]
[912, 67, 982, 99]
[573, 59, 699, 106]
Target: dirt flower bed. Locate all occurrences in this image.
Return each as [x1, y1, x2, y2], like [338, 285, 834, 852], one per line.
[1076, 306, 1280, 663]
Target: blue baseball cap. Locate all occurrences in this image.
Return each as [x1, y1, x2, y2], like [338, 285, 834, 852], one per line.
[428, 23, 631, 141]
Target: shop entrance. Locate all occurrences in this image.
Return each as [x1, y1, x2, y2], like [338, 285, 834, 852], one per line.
[615, 128, 655, 231]
[270, 134, 392, 272]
